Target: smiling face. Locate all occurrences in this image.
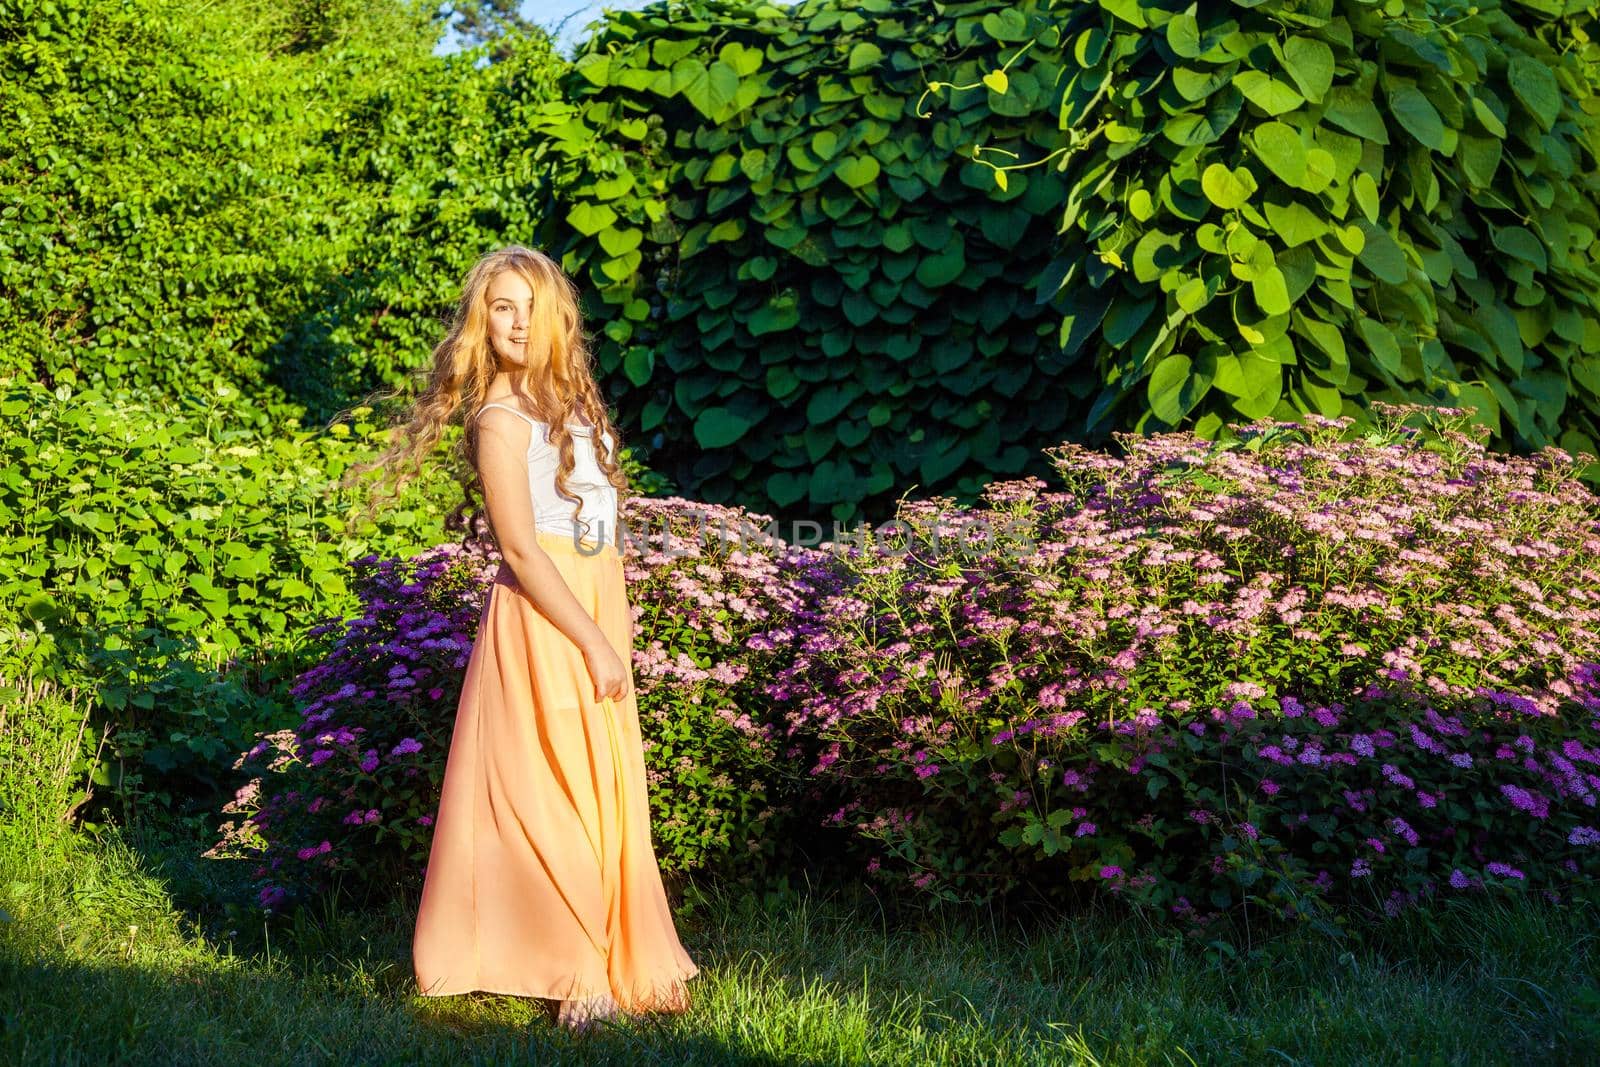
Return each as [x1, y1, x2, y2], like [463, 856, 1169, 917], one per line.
[485, 269, 536, 366]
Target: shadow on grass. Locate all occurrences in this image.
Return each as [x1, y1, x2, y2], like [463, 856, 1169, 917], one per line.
[0, 945, 822, 1065]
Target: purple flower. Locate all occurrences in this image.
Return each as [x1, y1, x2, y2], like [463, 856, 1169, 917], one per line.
[1567, 826, 1599, 846]
[1485, 862, 1525, 880]
[1381, 763, 1415, 790]
[1351, 858, 1372, 878]
[1100, 865, 1123, 879]
[389, 737, 423, 758]
[1449, 869, 1471, 889]
[1500, 784, 1549, 818]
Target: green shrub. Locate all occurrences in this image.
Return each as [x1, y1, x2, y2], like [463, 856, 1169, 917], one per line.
[0, 375, 459, 815]
[0, 0, 589, 425]
[541, 0, 1600, 525]
[951, 0, 1600, 460]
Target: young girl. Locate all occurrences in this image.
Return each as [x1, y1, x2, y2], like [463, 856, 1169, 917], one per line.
[349, 244, 699, 1031]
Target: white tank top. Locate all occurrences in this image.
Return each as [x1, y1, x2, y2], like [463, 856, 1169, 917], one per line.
[476, 402, 618, 546]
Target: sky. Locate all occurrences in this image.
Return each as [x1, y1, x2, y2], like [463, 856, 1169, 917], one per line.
[436, 0, 666, 58]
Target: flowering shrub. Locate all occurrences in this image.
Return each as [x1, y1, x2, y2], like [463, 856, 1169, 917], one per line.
[207, 500, 827, 913]
[205, 542, 495, 910]
[212, 403, 1600, 926]
[756, 405, 1600, 924]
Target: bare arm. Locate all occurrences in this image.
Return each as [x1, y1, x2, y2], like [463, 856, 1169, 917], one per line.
[476, 409, 615, 664]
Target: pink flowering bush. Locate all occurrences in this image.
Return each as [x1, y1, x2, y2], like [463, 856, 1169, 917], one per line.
[212, 402, 1600, 927]
[207, 500, 826, 913]
[755, 404, 1600, 926]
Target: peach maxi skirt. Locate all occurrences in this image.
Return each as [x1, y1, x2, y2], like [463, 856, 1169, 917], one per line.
[412, 529, 699, 1011]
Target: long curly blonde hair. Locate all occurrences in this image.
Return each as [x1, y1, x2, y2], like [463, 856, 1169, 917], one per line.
[339, 244, 630, 543]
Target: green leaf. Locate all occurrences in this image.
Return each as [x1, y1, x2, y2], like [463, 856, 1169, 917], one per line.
[1295, 311, 1349, 385]
[1251, 266, 1291, 315]
[1323, 86, 1389, 143]
[1166, 12, 1201, 58]
[1175, 277, 1211, 314]
[1233, 71, 1305, 116]
[1173, 64, 1233, 102]
[1492, 225, 1547, 272]
[1251, 121, 1307, 186]
[1300, 148, 1336, 193]
[767, 471, 809, 507]
[1280, 36, 1334, 103]
[1356, 316, 1402, 377]
[694, 407, 756, 448]
[1202, 163, 1257, 209]
[1148, 354, 1212, 423]
[1214, 351, 1281, 409]
[848, 42, 883, 72]
[623, 345, 654, 386]
[1471, 93, 1507, 138]
[566, 201, 617, 237]
[672, 58, 741, 120]
[1353, 171, 1380, 222]
[1132, 230, 1185, 283]
[1103, 296, 1156, 346]
[1388, 86, 1446, 152]
[981, 7, 1030, 40]
[1164, 86, 1244, 146]
[1457, 133, 1503, 188]
[835, 155, 881, 188]
[1508, 54, 1560, 131]
[1355, 221, 1408, 284]
[1264, 199, 1327, 247]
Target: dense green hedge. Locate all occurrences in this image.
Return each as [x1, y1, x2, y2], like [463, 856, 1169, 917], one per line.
[551, 0, 1072, 522]
[0, 0, 582, 424]
[1000, 0, 1600, 459]
[546, 0, 1600, 523]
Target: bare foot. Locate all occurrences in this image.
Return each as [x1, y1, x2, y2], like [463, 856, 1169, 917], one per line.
[556, 992, 623, 1033]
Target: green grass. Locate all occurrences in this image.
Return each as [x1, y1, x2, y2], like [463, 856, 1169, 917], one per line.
[4, 681, 1598, 1065]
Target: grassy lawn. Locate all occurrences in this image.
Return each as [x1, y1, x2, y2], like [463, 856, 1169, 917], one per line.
[3, 684, 1597, 1065]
